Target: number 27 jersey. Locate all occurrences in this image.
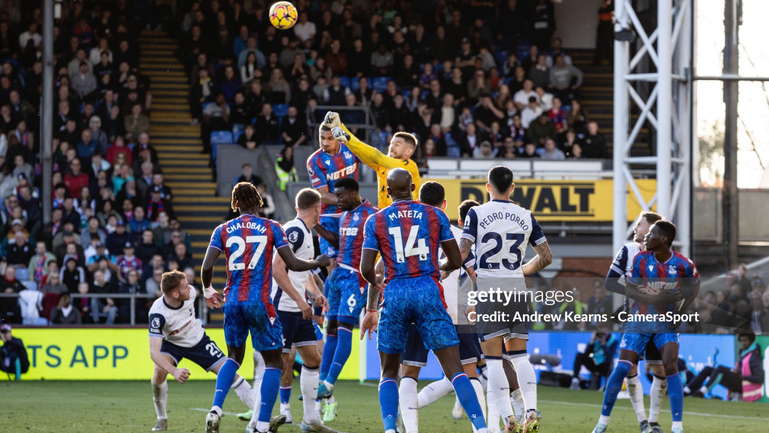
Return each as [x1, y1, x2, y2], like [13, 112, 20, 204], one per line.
[461, 200, 546, 279]
[208, 214, 288, 304]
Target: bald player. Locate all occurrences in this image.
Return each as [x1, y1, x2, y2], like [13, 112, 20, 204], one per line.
[322, 112, 421, 208]
[359, 168, 488, 433]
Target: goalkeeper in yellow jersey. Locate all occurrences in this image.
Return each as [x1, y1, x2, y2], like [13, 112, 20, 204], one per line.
[322, 112, 421, 208]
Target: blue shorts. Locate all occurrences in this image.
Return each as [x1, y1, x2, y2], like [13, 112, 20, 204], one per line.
[326, 267, 368, 325]
[278, 310, 318, 353]
[223, 301, 283, 352]
[160, 335, 226, 372]
[319, 216, 339, 258]
[402, 324, 482, 367]
[378, 276, 459, 355]
[620, 332, 678, 356]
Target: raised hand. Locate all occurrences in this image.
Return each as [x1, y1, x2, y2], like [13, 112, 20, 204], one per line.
[331, 126, 350, 143]
[323, 111, 341, 128]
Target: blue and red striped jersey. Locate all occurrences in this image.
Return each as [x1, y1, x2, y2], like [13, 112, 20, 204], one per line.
[337, 199, 379, 272]
[627, 250, 699, 332]
[208, 214, 288, 304]
[363, 200, 454, 283]
[306, 145, 359, 216]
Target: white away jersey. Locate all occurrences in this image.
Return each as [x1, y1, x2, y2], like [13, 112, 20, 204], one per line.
[271, 218, 314, 313]
[461, 199, 546, 279]
[148, 286, 205, 347]
[441, 225, 475, 323]
[610, 241, 642, 278]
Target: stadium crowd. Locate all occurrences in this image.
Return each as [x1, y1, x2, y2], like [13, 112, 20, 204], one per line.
[0, 0, 193, 326]
[181, 0, 607, 176]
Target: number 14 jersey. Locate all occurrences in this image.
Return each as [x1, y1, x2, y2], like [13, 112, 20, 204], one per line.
[363, 200, 454, 283]
[461, 199, 546, 279]
[209, 214, 288, 304]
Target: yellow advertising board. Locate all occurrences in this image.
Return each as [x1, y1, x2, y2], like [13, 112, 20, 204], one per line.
[11, 328, 360, 381]
[424, 178, 657, 221]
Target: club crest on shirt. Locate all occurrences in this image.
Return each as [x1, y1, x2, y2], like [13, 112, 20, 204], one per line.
[668, 265, 677, 275]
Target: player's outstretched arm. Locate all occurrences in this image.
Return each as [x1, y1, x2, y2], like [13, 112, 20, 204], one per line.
[200, 247, 221, 289]
[439, 238, 462, 273]
[313, 221, 340, 248]
[521, 241, 554, 276]
[149, 336, 190, 384]
[273, 253, 313, 319]
[278, 245, 330, 272]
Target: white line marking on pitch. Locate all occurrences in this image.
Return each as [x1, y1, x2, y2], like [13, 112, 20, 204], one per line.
[542, 400, 762, 420]
[191, 407, 240, 416]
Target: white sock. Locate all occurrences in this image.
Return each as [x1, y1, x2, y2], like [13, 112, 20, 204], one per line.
[649, 376, 667, 423]
[699, 385, 708, 395]
[510, 388, 525, 424]
[417, 376, 453, 408]
[509, 354, 537, 412]
[599, 415, 611, 426]
[626, 374, 647, 423]
[152, 380, 168, 420]
[327, 395, 336, 404]
[232, 376, 257, 409]
[400, 376, 419, 433]
[470, 378, 487, 433]
[487, 385, 501, 433]
[253, 351, 265, 388]
[672, 421, 683, 429]
[301, 366, 320, 424]
[478, 364, 489, 390]
[487, 358, 514, 420]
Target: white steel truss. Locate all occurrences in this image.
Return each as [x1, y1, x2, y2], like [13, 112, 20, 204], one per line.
[613, 0, 693, 256]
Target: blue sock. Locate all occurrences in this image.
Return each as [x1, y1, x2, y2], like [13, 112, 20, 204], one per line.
[600, 360, 633, 417]
[327, 326, 353, 385]
[320, 333, 338, 382]
[667, 374, 684, 422]
[258, 367, 282, 423]
[212, 359, 240, 410]
[451, 373, 488, 431]
[279, 386, 292, 405]
[379, 378, 399, 432]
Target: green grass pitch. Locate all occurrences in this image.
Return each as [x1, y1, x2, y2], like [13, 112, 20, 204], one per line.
[2, 380, 765, 432]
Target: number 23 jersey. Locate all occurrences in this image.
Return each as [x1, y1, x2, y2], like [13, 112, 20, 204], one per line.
[461, 199, 546, 279]
[208, 214, 288, 304]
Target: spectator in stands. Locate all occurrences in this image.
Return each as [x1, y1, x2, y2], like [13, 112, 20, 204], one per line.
[281, 106, 307, 146]
[323, 75, 351, 105]
[527, 113, 558, 147]
[60, 256, 86, 293]
[529, 54, 550, 89]
[190, 68, 216, 125]
[568, 99, 590, 136]
[117, 268, 145, 324]
[7, 230, 33, 265]
[218, 65, 242, 103]
[532, 0, 557, 50]
[549, 97, 568, 133]
[294, 11, 317, 44]
[347, 38, 370, 77]
[28, 241, 56, 284]
[50, 292, 81, 325]
[255, 103, 280, 144]
[550, 54, 583, 104]
[579, 121, 608, 158]
[146, 186, 174, 222]
[238, 124, 258, 149]
[256, 183, 276, 219]
[520, 142, 540, 159]
[371, 43, 394, 76]
[521, 97, 543, 129]
[536, 86, 554, 111]
[595, 0, 615, 65]
[540, 138, 566, 160]
[514, 79, 538, 110]
[90, 269, 117, 324]
[71, 61, 97, 101]
[474, 96, 505, 135]
[570, 330, 618, 390]
[468, 70, 492, 105]
[63, 159, 89, 199]
[474, 141, 496, 159]
[570, 143, 584, 159]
